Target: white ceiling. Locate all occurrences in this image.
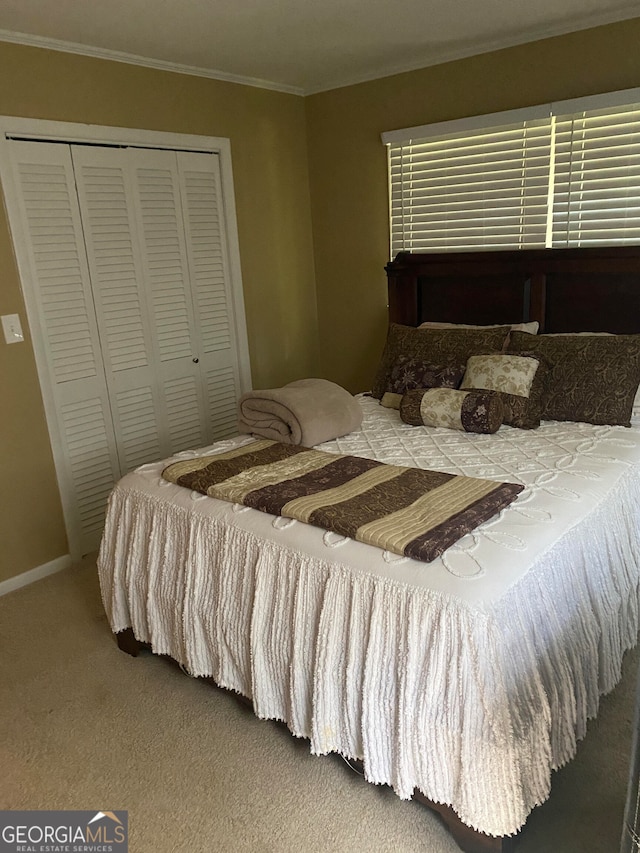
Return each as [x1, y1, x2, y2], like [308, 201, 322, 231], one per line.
[1, 0, 640, 95]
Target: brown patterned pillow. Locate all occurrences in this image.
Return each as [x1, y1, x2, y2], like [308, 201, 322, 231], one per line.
[371, 324, 511, 400]
[460, 352, 548, 430]
[380, 356, 465, 409]
[400, 388, 504, 434]
[507, 331, 640, 426]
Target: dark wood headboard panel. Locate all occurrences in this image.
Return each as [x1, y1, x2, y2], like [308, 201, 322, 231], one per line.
[385, 246, 640, 334]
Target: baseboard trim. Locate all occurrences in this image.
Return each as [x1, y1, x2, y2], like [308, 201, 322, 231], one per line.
[0, 554, 73, 597]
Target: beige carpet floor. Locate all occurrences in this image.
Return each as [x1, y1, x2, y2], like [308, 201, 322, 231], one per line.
[0, 556, 636, 853]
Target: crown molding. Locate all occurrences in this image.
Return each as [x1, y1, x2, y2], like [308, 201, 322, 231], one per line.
[0, 28, 305, 97]
[1, 4, 639, 99]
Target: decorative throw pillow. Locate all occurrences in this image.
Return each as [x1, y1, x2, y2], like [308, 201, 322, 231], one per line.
[380, 356, 465, 409]
[507, 331, 640, 426]
[371, 323, 511, 400]
[460, 352, 547, 430]
[400, 387, 504, 434]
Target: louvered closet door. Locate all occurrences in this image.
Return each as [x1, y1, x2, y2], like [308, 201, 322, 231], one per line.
[174, 150, 242, 442]
[8, 140, 246, 557]
[71, 146, 169, 471]
[127, 147, 241, 450]
[73, 146, 242, 467]
[6, 141, 121, 555]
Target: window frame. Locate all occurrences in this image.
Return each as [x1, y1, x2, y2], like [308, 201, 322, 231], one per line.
[383, 87, 640, 256]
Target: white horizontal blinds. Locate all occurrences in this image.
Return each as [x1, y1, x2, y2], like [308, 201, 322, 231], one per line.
[385, 89, 640, 253]
[177, 151, 241, 442]
[6, 141, 121, 553]
[388, 118, 553, 254]
[552, 104, 640, 246]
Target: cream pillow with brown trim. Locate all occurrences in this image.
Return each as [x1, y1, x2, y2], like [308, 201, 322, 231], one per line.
[400, 387, 504, 434]
[461, 354, 539, 397]
[460, 353, 547, 430]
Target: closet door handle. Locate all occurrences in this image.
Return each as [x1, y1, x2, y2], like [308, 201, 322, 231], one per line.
[192, 357, 199, 363]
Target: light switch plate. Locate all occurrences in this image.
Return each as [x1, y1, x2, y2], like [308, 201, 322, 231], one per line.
[2, 313, 25, 344]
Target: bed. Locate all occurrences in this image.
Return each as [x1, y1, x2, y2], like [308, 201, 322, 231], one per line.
[98, 246, 640, 853]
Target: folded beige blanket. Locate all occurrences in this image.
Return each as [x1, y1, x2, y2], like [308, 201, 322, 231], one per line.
[238, 378, 363, 446]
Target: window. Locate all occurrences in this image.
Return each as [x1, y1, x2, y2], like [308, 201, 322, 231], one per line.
[383, 88, 640, 255]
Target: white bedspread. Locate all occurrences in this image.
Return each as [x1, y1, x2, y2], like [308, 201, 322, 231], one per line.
[98, 396, 640, 837]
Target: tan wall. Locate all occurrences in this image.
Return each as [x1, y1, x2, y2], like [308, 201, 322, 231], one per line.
[306, 18, 640, 394]
[0, 42, 318, 582]
[5, 18, 640, 584]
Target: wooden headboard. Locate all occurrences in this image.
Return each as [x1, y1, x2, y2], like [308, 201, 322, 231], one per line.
[385, 246, 640, 334]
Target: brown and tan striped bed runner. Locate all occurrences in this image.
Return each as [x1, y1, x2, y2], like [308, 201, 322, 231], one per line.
[162, 439, 524, 563]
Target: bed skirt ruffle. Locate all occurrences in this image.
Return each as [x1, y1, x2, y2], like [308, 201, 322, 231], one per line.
[97, 466, 640, 837]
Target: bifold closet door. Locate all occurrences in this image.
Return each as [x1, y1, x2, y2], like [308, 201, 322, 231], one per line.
[72, 145, 242, 469]
[172, 150, 242, 445]
[7, 140, 244, 556]
[6, 140, 122, 555]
